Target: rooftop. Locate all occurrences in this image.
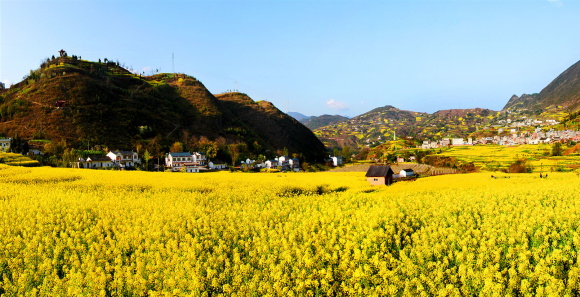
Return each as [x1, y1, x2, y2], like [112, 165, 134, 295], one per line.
[365, 165, 394, 177]
[87, 155, 112, 162]
[169, 152, 192, 157]
[110, 150, 135, 155]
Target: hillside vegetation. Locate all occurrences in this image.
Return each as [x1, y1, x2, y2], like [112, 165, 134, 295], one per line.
[315, 105, 498, 149]
[300, 114, 349, 130]
[0, 54, 325, 161]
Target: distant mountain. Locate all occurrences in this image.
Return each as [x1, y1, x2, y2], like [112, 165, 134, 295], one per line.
[314, 105, 497, 149]
[0, 54, 326, 161]
[288, 112, 349, 130]
[302, 114, 349, 130]
[503, 59, 580, 113]
[502, 93, 540, 112]
[288, 112, 309, 121]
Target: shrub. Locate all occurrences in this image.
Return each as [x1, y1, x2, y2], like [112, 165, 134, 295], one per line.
[508, 158, 531, 173]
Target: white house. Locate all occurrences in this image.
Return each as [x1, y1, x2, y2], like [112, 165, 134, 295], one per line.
[329, 156, 343, 167]
[0, 138, 10, 152]
[107, 151, 140, 168]
[74, 155, 114, 169]
[278, 156, 290, 169]
[165, 152, 195, 172]
[400, 169, 414, 177]
[265, 159, 278, 169]
[452, 138, 464, 146]
[192, 152, 207, 166]
[209, 160, 227, 170]
[289, 158, 300, 172]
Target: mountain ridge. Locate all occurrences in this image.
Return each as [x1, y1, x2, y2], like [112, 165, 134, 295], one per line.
[0, 55, 326, 161]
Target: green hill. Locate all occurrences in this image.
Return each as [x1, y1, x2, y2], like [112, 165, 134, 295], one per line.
[314, 105, 497, 150]
[301, 114, 349, 130]
[0, 55, 325, 161]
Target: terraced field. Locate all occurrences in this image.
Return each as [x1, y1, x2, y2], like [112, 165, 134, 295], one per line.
[440, 144, 580, 172]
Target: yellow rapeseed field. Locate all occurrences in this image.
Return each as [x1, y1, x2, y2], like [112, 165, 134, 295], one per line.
[2, 165, 580, 296]
[440, 144, 579, 172]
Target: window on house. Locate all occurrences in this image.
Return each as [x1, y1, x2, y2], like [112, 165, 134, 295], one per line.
[374, 178, 378, 181]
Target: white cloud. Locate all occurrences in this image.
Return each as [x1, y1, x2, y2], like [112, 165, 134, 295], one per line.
[2, 79, 12, 88]
[548, 0, 563, 6]
[142, 66, 151, 73]
[326, 99, 349, 110]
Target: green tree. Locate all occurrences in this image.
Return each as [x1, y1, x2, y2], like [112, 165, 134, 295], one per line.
[333, 148, 340, 158]
[228, 144, 240, 166]
[143, 150, 151, 171]
[9, 134, 28, 155]
[170, 142, 184, 153]
[552, 142, 563, 156]
[201, 141, 218, 160]
[342, 146, 351, 163]
[62, 148, 78, 167]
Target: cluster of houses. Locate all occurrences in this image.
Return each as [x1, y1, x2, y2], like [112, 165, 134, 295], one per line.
[72, 149, 307, 173]
[365, 165, 415, 186]
[73, 150, 230, 172]
[263, 156, 300, 171]
[497, 117, 559, 127]
[73, 151, 141, 169]
[421, 129, 580, 149]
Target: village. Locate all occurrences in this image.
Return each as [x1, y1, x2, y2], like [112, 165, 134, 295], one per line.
[71, 151, 304, 173]
[420, 128, 580, 148]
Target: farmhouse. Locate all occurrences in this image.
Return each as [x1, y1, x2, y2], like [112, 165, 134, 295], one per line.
[209, 160, 227, 170]
[192, 152, 207, 166]
[327, 155, 343, 167]
[289, 158, 300, 172]
[165, 152, 195, 172]
[278, 156, 290, 168]
[400, 168, 414, 177]
[365, 165, 394, 186]
[75, 155, 114, 168]
[107, 151, 140, 168]
[0, 138, 10, 152]
[265, 159, 278, 169]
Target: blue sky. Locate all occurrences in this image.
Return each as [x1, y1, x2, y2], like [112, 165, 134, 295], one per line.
[1, 0, 579, 117]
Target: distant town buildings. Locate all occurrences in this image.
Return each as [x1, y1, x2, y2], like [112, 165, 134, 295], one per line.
[418, 129, 579, 148]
